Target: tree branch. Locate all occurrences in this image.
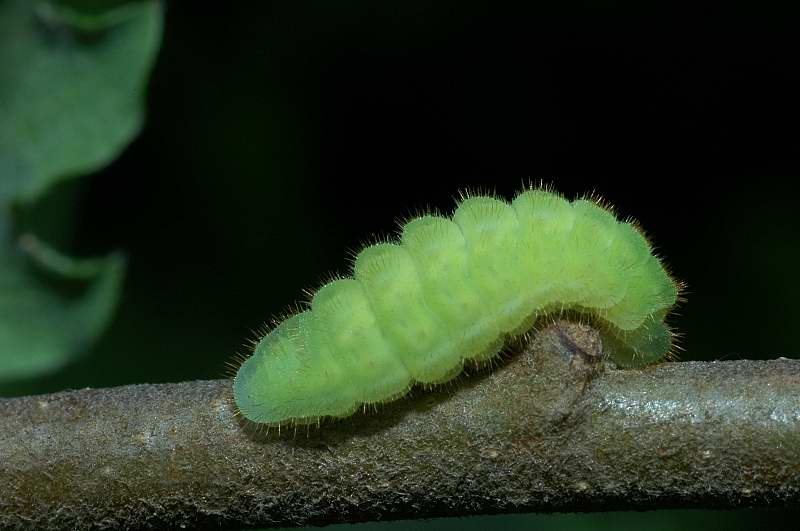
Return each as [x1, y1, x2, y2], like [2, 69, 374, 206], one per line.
[1, 321, 798, 530]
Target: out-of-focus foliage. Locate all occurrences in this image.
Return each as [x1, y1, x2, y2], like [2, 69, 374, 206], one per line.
[0, 0, 162, 201]
[0, 0, 162, 383]
[0, 224, 125, 383]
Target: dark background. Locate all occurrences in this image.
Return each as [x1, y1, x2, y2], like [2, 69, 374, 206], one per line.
[11, 2, 800, 530]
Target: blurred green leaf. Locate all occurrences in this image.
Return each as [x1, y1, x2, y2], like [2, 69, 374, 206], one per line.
[0, 217, 125, 383]
[0, 0, 161, 384]
[0, 0, 163, 202]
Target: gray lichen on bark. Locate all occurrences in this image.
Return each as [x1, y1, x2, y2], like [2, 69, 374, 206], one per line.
[0, 320, 798, 530]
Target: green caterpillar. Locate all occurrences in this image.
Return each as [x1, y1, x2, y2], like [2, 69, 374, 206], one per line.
[234, 187, 682, 426]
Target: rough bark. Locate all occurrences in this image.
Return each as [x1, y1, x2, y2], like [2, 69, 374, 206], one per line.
[1, 321, 798, 530]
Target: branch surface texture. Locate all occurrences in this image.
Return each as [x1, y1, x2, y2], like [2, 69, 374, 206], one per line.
[1, 321, 799, 530]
